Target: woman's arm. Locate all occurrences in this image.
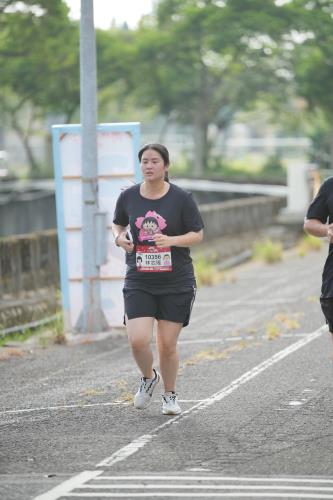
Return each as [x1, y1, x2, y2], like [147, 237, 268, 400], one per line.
[152, 230, 203, 248]
[303, 218, 331, 239]
[112, 223, 134, 253]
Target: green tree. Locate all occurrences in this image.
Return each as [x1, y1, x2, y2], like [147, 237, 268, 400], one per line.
[288, 0, 333, 168]
[0, 0, 79, 176]
[96, 27, 140, 122]
[132, 0, 292, 175]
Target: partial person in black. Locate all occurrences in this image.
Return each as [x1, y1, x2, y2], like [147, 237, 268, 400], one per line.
[112, 143, 204, 415]
[304, 176, 333, 351]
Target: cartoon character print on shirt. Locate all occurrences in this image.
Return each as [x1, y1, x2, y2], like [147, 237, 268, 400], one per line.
[135, 210, 167, 242]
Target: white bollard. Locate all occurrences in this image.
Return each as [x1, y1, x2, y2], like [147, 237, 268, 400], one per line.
[286, 163, 311, 214]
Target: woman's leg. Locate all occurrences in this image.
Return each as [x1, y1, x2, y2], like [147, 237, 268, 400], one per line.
[126, 316, 155, 378]
[156, 320, 182, 392]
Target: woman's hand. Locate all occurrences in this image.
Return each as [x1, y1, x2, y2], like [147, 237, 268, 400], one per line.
[152, 233, 173, 247]
[116, 232, 134, 253]
[152, 230, 203, 248]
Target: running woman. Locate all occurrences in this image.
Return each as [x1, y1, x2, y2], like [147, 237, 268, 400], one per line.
[112, 143, 204, 415]
[304, 177, 333, 353]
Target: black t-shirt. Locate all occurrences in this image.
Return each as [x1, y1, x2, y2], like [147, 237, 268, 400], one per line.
[306, 176, 333, 297]
[113, 183, 204, 293]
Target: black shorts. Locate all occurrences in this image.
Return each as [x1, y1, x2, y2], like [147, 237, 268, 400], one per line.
[320, 297, 333, 332]
[123, 287, 196, 327]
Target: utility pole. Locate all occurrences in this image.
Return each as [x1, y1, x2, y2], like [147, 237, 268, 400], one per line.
[76, 0, 108, 333]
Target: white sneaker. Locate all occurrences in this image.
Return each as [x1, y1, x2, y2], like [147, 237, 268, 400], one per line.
[134, 369, 160, 409]
[162, 391, 182, 415]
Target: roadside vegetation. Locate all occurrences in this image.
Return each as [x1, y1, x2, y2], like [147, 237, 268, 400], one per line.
[172, 153, 287, 184]
[194, 256, 224, 287]
[1, 1, 333, 178]
[297, 234, 323, 257]
[0, 314, 66, 349]
[253, 239, 283, 264]
[265, 313, 301, 340]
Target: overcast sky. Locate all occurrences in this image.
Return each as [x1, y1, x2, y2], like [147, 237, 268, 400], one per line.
[64, 0, 154, 29]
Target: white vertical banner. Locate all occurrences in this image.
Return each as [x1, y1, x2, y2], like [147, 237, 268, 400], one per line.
[52, 123, 141, 329]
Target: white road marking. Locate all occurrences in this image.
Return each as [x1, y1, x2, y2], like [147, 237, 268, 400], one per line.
[33, 470, 103, 500]
[94, 476, 333, 483]
[177, 399, 206, 402]
[0, 400, 213, 417]
[15, 343, 129, 391]
[62, 493, 333, 498]
[178, 332, 310, 345]
[0, 400, 212, 417]
[31, 325, 327, 500]
[0, 401, 132, 415]
[178, 338, 224, 344]
[97, 325, 326, 467]
[81, 484, 333, 491]
[1, 326, 320, 419]
[221, 298, 300, 306]
[280, 333, 307, 338]
[5, 327, 315, 418]
[194, 299, 299, 307]
[191, 279, 287, 325]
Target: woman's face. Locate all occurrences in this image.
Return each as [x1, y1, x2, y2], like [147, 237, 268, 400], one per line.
[141, 149, 168, 182]
[142, 219, 158, 234]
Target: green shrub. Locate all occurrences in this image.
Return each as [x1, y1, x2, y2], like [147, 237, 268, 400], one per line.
[261, 154, 285, 176]
[194, 256, 222, 286]
[253, 239, 283, 264]
[297, 234, 322, 257]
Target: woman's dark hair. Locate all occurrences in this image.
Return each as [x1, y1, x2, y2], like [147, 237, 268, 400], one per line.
[138, 143, 170, 182]
[142, 216, 158, 226]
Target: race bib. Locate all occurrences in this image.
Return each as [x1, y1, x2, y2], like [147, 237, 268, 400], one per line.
[136, 245, 172, 272]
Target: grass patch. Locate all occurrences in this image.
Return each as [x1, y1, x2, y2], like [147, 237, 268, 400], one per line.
[253, 239, 283, 264]
[0, 327, 37, 348]
[265, 321, 281, 340]
[183, 340, 248, 367]
[80, 388, 106, 397]
[38, 317, 66, 348]
[113, 379, 134, 404]
[265, 313, 301, 340]
[274, 313, 300, 330]
[49, 314, 66, 345]
[297, 234, 322, 257]
[194, 256, 223, 286]
[0, 313, 66, 349]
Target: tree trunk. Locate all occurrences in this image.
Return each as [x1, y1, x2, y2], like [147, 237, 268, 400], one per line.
[192, 55, 211, 177]
[11, 116, 41, 177]
[158, 111, 177, 143]
[331, 115, 333, 170]
[192, 109, 209, 177]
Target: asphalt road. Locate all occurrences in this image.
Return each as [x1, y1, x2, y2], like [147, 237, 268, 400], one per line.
[1, 245, 333, 500]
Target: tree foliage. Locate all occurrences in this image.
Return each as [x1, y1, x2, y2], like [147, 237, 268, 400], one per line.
[0, 0, 79, 175]
[2, 0, 333, 176]
[130, 0, 294, 175]
[285, 0, 333, 166]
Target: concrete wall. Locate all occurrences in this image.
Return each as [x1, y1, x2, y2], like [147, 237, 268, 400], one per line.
[0, 182, 284, 237]
[0, 195, 284, 330]
[0, 191, 56, 237]
[0, 230, 59, 296]
[0, 230, 59, 330]
[200, 195, 285, 240]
